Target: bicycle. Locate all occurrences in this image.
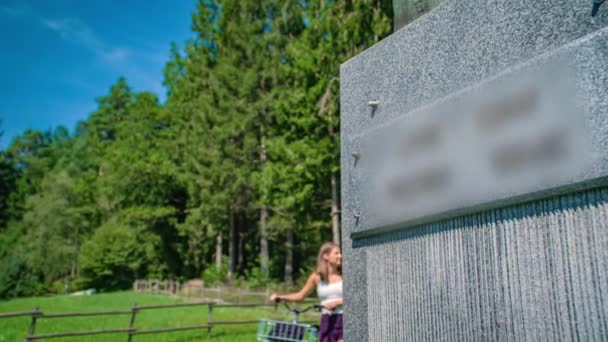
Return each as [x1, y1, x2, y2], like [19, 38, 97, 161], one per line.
[256, 300, 324, 342]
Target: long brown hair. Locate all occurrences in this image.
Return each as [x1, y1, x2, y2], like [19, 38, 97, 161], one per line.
[315, 242, 342, 282]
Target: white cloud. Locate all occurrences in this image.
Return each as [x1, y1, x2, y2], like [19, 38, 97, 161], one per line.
[43, 18, 101, 48]
[0, 1, 30, 17]
[0, 2, 130, 65]
[43, 17, 165, 97]
[102, 47, 131, 63]
[42, 18, 130, 64]
[3, 1, 165, 98]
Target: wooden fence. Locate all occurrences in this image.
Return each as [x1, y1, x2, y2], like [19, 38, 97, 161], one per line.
[133, 279, 272, 304]
[132, 279, 182, 296]
[1, 301, 317, 341]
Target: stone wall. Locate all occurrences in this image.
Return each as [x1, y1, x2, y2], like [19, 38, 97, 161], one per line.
[340, 0, 608, 340]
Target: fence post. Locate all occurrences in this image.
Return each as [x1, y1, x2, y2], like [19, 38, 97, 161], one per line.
[207, 303, 214, 338]
[26, 307, 40, 342]
[127, 303, 138, 342]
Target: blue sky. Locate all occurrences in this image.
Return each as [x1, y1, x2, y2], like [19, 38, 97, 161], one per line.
[0, 0, 198, 150]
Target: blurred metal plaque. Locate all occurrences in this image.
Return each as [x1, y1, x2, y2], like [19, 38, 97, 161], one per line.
[348, 48, 608, 238]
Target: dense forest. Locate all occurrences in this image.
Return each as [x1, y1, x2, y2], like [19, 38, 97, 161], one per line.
[0, 0, 392, 298]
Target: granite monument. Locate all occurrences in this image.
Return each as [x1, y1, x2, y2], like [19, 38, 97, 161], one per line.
[341, 0, 608, 340]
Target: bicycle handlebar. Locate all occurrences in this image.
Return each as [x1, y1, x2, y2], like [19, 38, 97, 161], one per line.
[273, 299, 324, 314]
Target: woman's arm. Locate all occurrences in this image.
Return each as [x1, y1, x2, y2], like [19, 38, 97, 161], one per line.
[270, 273, 318, 302]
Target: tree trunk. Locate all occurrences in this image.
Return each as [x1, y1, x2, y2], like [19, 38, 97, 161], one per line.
[260, 206, 269, 279]
[284, 229, 294, 284]
[238, 226, 245, 275]
[72, 225, 80, 277]
[215, 232, 222, 270]
[193, 225, 204, 275]
[318, 77, 341, 245]
[331, 174, 340, 244]
[259, 128, 269, 279]
[228, 209, 236, 282]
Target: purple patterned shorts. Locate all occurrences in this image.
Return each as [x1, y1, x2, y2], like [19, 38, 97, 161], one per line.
[319, 313, 343, 342]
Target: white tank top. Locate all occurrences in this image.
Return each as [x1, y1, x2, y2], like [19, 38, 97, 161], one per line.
[317, 280, 343, 314]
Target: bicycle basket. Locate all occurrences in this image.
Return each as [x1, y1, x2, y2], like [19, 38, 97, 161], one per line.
[257, 319, 319, 342]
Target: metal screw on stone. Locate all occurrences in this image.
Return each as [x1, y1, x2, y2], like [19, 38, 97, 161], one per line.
[353, 211, 361, 225]
[368, 100, 379, 108]
[368, 99, 379, 117]
[351, 150, 362, 166]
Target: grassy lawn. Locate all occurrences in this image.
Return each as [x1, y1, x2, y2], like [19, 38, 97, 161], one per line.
[0, 292, 320, 342]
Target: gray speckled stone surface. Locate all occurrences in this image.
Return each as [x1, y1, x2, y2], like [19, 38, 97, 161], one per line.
[340, 0, 608, 341]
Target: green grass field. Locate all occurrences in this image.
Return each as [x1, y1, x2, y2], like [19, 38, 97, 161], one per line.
[0, 292, 319, 342]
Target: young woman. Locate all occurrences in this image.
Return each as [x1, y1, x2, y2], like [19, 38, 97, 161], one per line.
[270, 242, 343, 342]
